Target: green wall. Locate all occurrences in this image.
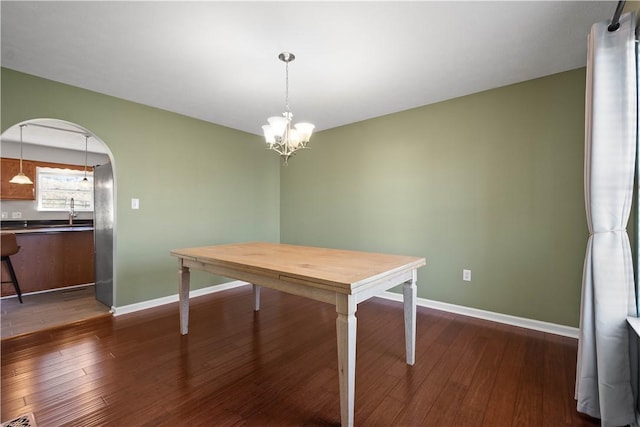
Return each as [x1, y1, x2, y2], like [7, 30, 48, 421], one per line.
[1, 68, 280, 306]
[2, 67, 589, 327]
[281, 69, 587, 327]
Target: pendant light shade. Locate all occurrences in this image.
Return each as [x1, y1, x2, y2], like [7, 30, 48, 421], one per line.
[9, 172, 33, 185]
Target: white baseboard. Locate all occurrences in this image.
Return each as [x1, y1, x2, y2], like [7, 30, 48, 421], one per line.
[112, 280, 248, 316]
[377, 291, 579, 339]
[112, 280, 578, 339]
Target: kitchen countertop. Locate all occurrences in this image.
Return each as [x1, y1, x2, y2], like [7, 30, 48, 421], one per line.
[1, 219, 94, 234]
[2, 226, 94, 234]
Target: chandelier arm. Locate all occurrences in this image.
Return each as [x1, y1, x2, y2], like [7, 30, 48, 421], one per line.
[270, 143, 285, 156]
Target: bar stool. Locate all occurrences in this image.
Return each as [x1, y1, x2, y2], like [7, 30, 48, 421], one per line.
[1, 233, 23, 303]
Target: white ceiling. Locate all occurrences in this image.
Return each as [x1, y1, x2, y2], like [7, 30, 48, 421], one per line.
[0, 1, 616, 150]
[0, 119, 109, 154]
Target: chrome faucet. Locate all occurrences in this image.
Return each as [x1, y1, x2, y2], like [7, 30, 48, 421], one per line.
[69, 197, 77, 225]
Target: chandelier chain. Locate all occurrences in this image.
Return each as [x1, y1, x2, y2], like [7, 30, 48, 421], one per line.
[285, 61, 290, 113]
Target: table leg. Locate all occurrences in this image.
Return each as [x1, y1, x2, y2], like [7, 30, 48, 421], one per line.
[178, 261, 190, 335]
[253, 284, 261, 311]
[403, 270, 417, 365]
[336, 294, 357, 427]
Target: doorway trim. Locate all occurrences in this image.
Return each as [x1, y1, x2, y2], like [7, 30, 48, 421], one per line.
[0, 118, 117, 310]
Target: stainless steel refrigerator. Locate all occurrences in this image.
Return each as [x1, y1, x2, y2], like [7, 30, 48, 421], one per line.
[93, 162, 114, 307]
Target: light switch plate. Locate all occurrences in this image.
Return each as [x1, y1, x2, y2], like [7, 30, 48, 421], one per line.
[1, 212, 8, 219]
[131, 198, 140, 210]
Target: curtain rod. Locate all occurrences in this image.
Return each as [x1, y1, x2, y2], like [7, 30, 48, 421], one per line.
[24, 122, 90, 138]
[608, 0, 626, 32]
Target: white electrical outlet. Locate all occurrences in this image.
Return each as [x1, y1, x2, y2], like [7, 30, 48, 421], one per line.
[463, 269, 471, 282]
[11, 212, 22, 219]
[1, 212, 7, 219]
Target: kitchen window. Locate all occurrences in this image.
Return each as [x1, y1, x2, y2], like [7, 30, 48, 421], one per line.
[36, 167, 93, 211]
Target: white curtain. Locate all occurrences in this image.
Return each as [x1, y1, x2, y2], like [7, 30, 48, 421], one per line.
[576, 11, 638, 427]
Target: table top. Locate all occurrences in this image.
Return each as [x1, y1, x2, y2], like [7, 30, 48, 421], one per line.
[171, 242, 425, 292]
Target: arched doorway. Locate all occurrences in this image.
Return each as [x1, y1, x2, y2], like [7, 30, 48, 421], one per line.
[0, 118, 115, 333]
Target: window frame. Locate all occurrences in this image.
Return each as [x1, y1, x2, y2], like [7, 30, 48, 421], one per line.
[36, 166, 94, 212]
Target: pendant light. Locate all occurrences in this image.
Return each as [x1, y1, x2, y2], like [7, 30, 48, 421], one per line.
[80, 134, 92, 189]
[9, 125, 33, 185]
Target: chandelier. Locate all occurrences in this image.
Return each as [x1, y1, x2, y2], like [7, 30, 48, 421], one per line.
[262, 52, 314, 165]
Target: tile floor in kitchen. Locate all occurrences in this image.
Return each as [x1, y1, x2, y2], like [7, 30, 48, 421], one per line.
[1, 285, 111, 339]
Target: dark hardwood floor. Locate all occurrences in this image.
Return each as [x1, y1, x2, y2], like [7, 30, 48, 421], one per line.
[1, 285, 599, 426]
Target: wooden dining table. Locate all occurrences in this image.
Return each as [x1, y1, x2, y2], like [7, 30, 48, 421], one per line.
[170, 242, 426, 427]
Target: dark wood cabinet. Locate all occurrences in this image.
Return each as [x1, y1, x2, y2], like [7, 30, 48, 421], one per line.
[1, 158, 91, 200]
[0, 230, 94, 296]
[0, 157, 36, 200]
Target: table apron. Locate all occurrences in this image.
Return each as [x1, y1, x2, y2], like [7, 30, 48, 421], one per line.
[181, 258, 337, 304]
[180, 258, 416, 306]
[353, 270, 414, 304]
